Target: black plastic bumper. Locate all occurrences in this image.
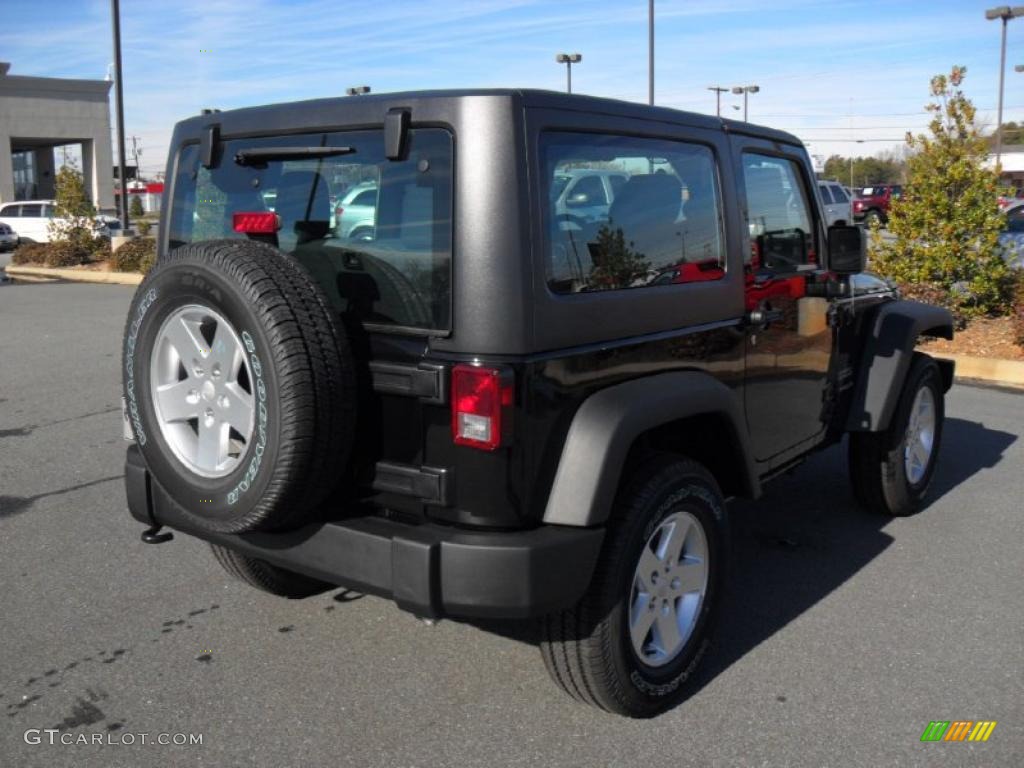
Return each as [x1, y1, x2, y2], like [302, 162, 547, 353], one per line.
[125, 446, 603, 619]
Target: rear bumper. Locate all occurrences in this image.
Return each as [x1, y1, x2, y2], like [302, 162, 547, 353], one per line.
[125, 446, 603, 619]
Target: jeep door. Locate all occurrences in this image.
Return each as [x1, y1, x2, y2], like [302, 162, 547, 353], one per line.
[732, 138, 833, 465]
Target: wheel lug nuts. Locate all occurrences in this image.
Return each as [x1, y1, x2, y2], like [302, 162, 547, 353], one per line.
[203, 408, 215, 427]
[650, 572, 658, 584]
[218, 395, 230, 409]
[211, 363, 221, 378]
[186, 389, 199, 404]
[671, 577, 681, 590]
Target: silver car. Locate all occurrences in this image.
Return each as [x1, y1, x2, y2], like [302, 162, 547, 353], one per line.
[334, 184, 377, 240]
[0, 222, 18, 251]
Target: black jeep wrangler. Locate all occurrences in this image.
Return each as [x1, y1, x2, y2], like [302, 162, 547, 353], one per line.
[123, 90, 954, 718]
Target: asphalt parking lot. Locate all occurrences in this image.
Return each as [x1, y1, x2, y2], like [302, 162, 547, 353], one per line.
[1, 281, 1021, 767]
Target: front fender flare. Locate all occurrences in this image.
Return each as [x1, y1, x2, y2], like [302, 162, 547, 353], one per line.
[846, 300, 953, 433]
[542, 371, 758, 527]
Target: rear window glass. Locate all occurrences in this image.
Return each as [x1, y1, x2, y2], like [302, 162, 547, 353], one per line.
[541, 132, 725, 294]
[168, 128, 453, 332]
[831, 186, 849, 203]
[818, 185, 834, 204]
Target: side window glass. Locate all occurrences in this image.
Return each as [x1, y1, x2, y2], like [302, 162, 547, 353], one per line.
[542, 132, 725, 293]
[832, 186, 849, 203]
[21, 204, 42, 217]
[2, 205, 20, 217]
[742, 154, 815, 271]
[818, 185, 834, 204]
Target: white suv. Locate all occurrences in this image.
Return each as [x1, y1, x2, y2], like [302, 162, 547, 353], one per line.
[0, 200, 117, 243]
[817, 181, 852, 228]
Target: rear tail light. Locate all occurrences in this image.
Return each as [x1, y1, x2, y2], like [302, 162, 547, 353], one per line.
[452, 364, 513, 451]
[232, 211, 280, 234]
[335, 205, 344, 219]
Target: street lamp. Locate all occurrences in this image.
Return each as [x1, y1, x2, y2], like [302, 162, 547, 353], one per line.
[731, 85, 760, 122]
[708, 86, 728, 117]
[1016, 64, 1024, 72]
[985, 6, 1024, 168]
[346, 86, 370, 96]
[555, 53, 582, 94]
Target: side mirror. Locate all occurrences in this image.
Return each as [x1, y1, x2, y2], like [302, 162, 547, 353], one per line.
[828, 224, 865, 275]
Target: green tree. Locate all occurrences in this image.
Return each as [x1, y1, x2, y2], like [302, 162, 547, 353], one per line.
[130, 194, 145, 218]
[821, 154, 905, 187]
[47, 162, 98, 250]
[871, 66, 1012, 320]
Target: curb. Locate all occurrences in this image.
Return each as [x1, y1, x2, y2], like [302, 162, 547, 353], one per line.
[931, 352, 1024, 390]
[4, 265, 143, 286]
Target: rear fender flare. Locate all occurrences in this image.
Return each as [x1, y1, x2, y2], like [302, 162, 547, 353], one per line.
[542, 372, 758, 527]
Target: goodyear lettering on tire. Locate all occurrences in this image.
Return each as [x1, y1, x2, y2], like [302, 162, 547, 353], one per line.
[124, 288, 157, 446]
[227, 330, 268, 505]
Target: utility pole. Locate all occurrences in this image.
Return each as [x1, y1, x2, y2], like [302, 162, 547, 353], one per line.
[708, 86, 728, 117]
[648, 0, 654, 105]
[111, 0, 130, 232]
[130, 135, 141, 181]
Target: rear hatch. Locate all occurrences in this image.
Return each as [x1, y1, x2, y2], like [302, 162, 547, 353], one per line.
[163, 126, 455, 521]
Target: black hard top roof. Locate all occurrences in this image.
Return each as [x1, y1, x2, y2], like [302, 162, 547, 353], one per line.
[177, 88, 804, 148]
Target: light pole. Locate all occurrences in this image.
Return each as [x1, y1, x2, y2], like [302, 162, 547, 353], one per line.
[708, 86, 728, 117]
[731, 85, 759, 122]
[849, 140, 864, 189]
[110, 0, 129, 231]
[648, 0, 654, 105]
[346, 86, 370, 96]
[555, 53, 582, 94]
[985, 6, 1024, 169]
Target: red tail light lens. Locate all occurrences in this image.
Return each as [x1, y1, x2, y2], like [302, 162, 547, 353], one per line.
[335, 205, 344, 219]
[452, 364, 512, 451]
[232, 211, 280, 234]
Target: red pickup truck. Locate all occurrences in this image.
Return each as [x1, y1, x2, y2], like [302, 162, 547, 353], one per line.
[853, 184, 902, 226]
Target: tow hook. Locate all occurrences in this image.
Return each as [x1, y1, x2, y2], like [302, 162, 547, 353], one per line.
[141, 525, 174, 544]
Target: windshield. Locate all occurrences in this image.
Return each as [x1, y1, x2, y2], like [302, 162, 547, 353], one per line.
[167, 128, 453, 332]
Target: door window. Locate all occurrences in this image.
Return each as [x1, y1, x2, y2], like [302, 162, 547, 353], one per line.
[742, 154, 816, 271]
[831, 185, 849, 203]
[20, 204, 42, 217]
[818, 185, 834, 204]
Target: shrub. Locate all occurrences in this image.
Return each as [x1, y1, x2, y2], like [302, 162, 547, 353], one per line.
[1012, 271, 1024, 347]
[112, 238, 156, 273]
[10, 242, 51, 265]
[136, 219, 152, 236]
[130, 195, 145, 218]
[871, 66, 1014, 319]
[44, 240, 92, 267]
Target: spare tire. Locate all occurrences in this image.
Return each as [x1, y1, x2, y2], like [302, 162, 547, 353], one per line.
[122, 239, 355, 533]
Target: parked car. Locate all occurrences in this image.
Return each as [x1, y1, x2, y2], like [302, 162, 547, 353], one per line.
[0, 200, 117, 242]
[123, 89, 953, 718]
[0, 221, 18, 251]
[852, 184, 902, 227]
[551, 168, 630, 225]
[818, 180, 852, 227]
[333, 182, 378, 240]
[999, 200, 1024, 269]
[0, 200, 56, 242]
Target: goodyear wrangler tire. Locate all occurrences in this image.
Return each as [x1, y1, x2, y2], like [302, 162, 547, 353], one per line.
[122, 239, 356, 533]
[540, 456, 728, 718]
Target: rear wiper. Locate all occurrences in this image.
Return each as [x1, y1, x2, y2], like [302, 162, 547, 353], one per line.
[234, 146, 355, 167]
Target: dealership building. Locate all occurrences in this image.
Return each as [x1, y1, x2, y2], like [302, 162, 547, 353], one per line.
[0, 61, 115, 211]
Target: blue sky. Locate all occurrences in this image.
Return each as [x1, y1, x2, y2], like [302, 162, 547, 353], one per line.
[2, 0, 1022, 176]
